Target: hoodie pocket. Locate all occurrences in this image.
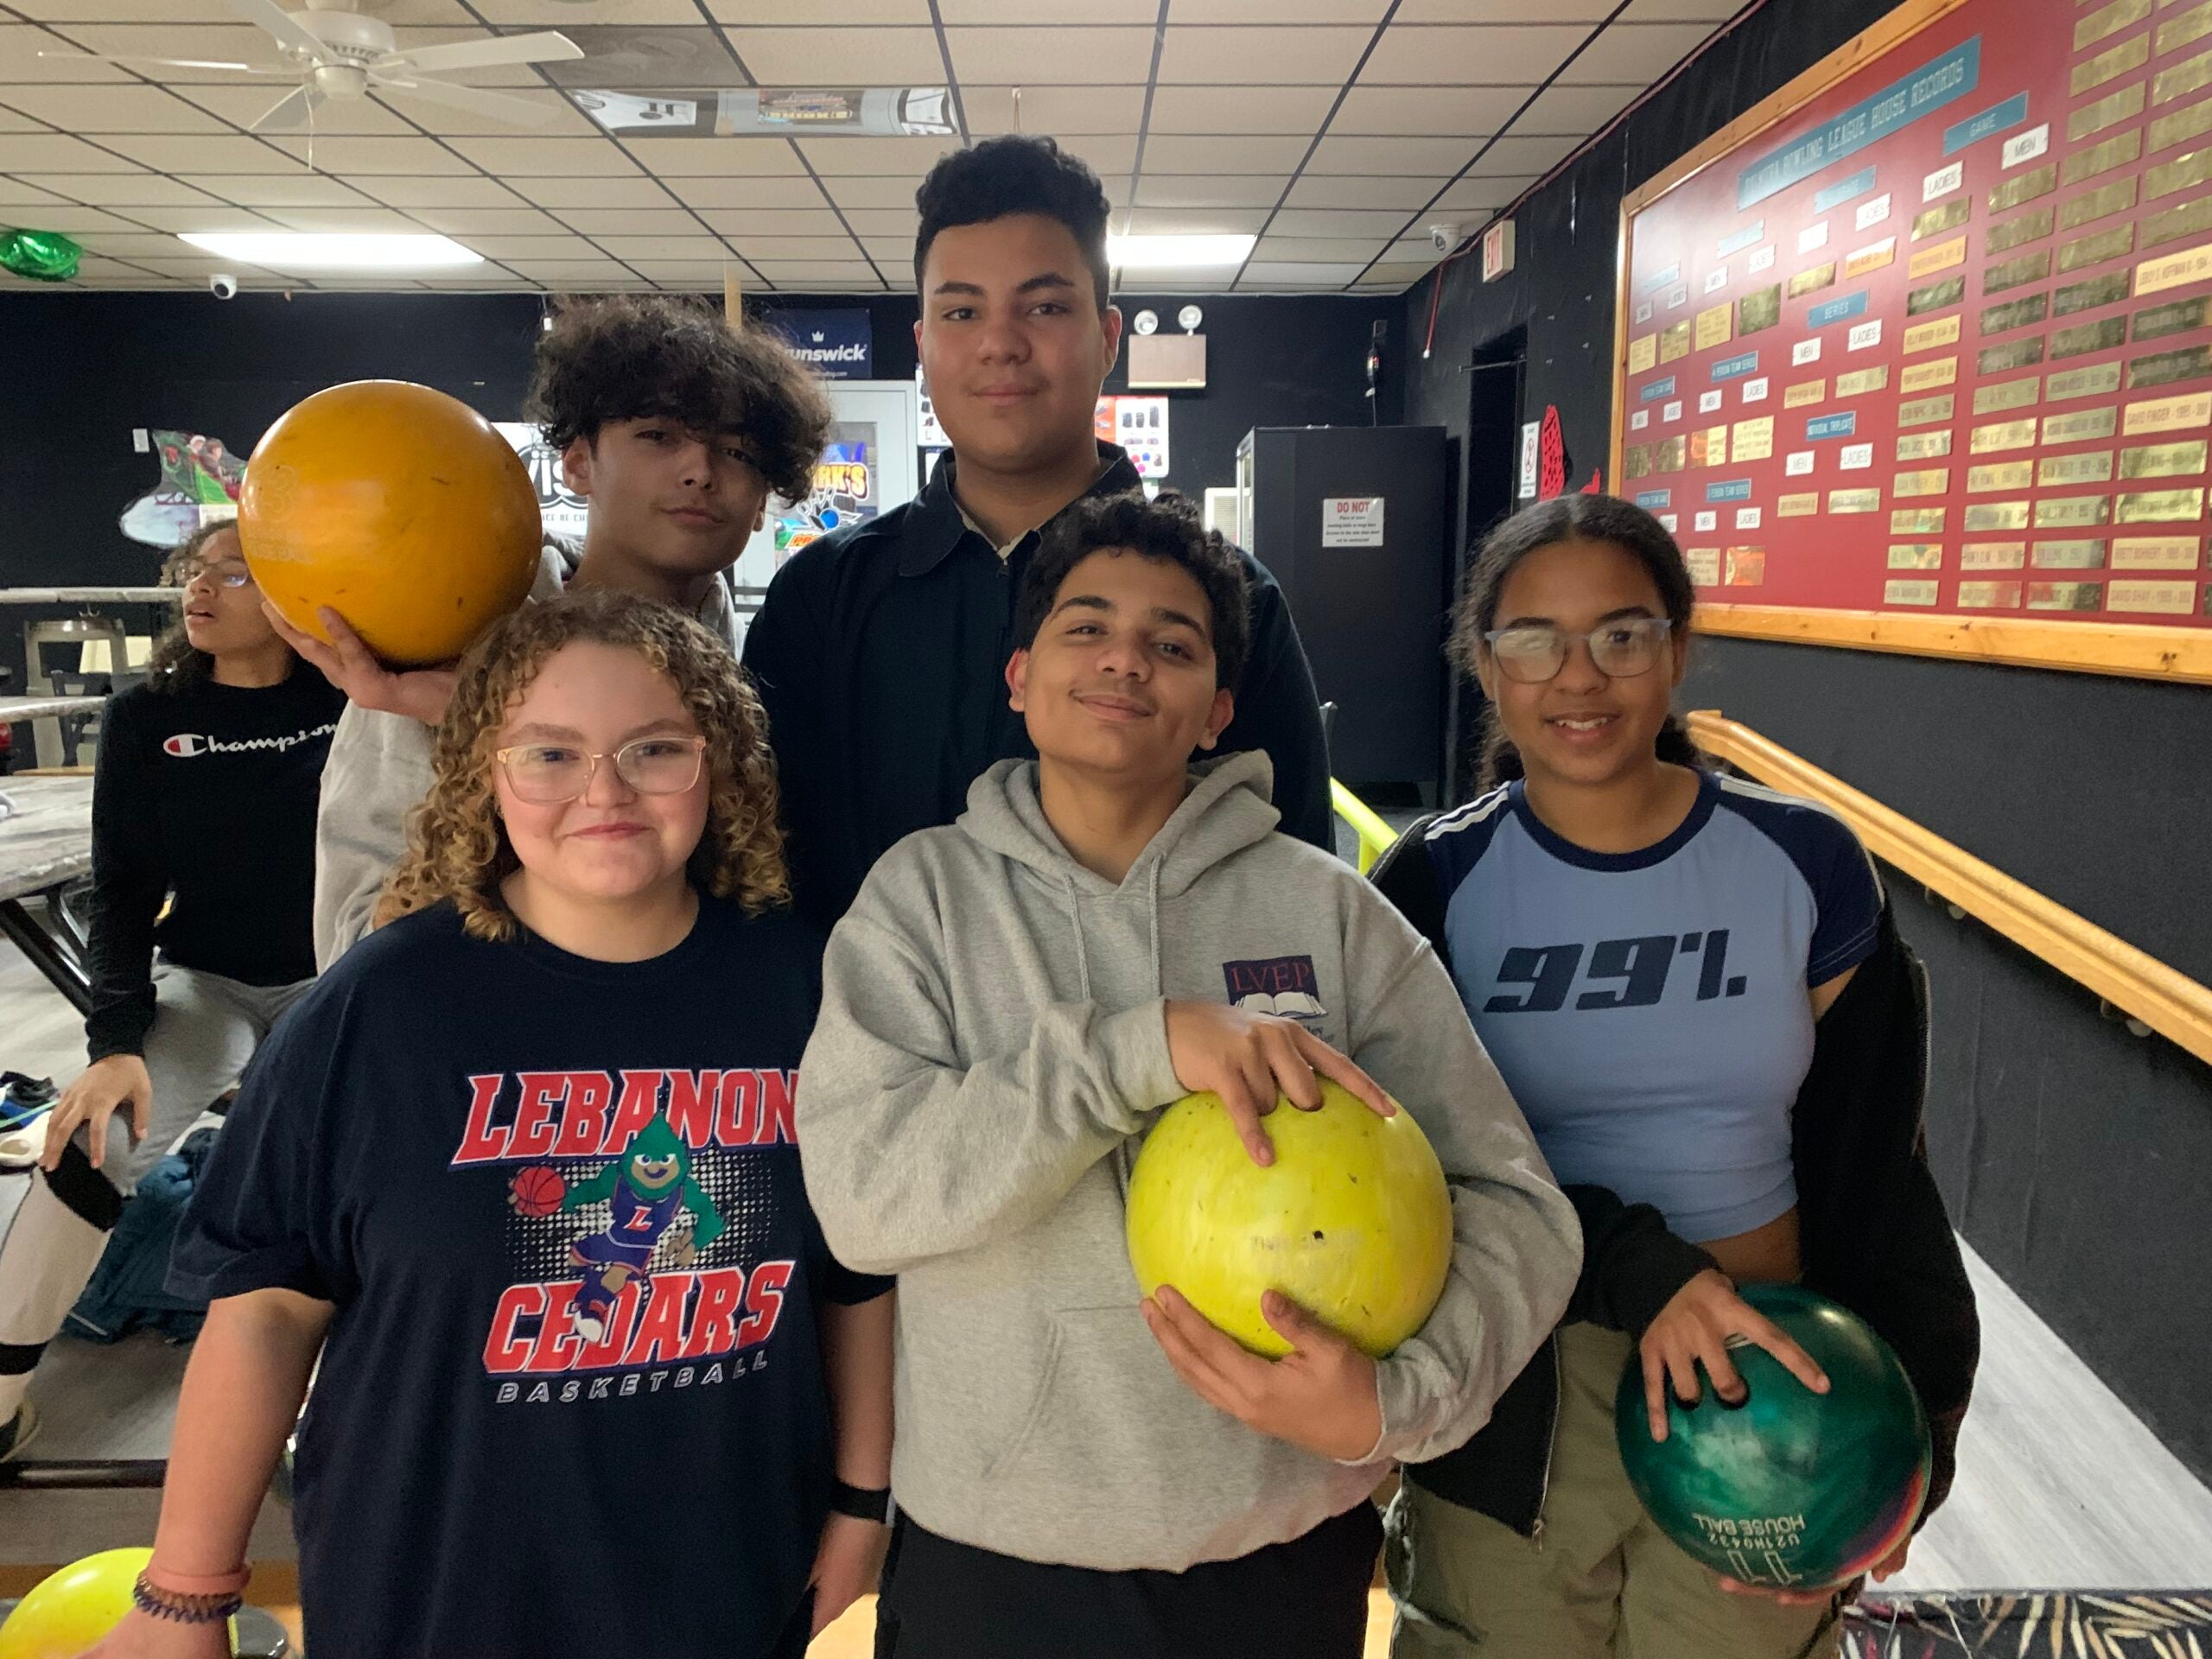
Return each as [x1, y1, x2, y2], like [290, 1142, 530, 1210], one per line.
[982, 1305, 1246, 1504]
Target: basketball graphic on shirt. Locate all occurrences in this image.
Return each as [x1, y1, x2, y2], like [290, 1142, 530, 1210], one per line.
[509, 1164, 566, 1217]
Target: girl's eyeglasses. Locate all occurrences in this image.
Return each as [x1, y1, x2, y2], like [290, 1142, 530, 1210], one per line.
[493, 735, 708, 804]
[1483, 617, 1674, 684]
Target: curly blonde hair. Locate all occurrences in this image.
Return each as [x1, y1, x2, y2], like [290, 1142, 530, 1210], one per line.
[376, 588, 788, 942]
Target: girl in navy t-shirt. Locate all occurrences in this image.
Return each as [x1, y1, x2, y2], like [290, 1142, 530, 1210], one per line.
[1372, 496, 1976, 1659]
[94, 589, 893, 1659]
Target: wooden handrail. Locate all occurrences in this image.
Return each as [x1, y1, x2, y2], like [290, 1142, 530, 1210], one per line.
[1687, 711, 2212, 1067]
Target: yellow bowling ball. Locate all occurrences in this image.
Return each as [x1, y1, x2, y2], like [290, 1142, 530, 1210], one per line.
[1126, 1081, 1453, 1358]
[0, 1548, 237, 1658]
[239, 379, 541, 667]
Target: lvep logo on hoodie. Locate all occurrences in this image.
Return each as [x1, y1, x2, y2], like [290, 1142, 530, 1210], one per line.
[1224, 954, 1326, 1021]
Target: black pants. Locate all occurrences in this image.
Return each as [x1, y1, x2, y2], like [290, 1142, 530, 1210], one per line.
[873, 1502, 1383, 1659]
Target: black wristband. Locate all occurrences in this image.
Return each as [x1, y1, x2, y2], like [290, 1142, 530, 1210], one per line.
[829, 1479, 893, 1525]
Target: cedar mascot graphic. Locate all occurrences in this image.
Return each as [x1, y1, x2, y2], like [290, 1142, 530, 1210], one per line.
[509, 1113, 725, 1344]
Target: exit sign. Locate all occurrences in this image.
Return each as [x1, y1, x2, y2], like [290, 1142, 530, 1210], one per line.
[1482, 219, 1516, 282]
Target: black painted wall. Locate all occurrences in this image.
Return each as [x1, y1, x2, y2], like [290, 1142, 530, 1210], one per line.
[0, 284, 1402, 695]
[1402, 0, 2212, 1484]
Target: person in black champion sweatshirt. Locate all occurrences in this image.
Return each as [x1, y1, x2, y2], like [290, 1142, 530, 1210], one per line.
[0, 520, 343, 1461]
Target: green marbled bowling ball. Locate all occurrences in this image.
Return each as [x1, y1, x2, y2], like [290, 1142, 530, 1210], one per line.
[1614, 1282, 1931, 1590]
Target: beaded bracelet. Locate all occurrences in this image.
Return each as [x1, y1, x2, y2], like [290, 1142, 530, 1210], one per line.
[132, 1572, 245, 1625]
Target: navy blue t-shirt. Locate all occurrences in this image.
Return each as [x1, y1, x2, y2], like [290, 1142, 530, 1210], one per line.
[173, 894, 890, 1659]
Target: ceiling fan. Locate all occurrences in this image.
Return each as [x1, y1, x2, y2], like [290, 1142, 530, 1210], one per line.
[41, 0, 585, 130]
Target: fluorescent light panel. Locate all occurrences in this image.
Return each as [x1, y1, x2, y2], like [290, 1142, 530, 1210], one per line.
[179, 232, 484, 271]
[1107, 232, 1255, 270]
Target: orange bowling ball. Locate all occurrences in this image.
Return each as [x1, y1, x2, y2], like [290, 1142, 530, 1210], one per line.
[239, 380, 541, 667]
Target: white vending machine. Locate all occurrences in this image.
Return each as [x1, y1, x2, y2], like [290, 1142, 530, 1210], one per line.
[730, 378, 924, 633]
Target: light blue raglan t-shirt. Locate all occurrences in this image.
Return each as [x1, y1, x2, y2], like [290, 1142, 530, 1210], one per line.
[1425, 770, 1883, 1243]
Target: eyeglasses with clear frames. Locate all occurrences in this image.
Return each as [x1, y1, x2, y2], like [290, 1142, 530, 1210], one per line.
[179, 561, 255, 591]
[1482, 617, 1675, 684]
[493, 735, 709, 804]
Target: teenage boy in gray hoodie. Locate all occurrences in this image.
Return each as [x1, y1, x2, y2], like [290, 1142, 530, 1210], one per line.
[798, 491, 1580, 1658]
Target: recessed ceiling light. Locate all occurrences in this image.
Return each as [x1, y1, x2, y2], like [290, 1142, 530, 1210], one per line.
[1107, 233, 1256, 270]
[178, 232, 485, 271]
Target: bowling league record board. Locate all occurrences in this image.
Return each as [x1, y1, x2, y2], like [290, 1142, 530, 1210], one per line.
[1611, 0, 2212, 682]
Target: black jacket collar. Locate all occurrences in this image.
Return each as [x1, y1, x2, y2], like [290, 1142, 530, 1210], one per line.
[896, 442, 1145, 577]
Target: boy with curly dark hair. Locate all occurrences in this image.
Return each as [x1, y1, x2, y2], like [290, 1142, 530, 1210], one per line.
[289, 295, 831, 967]
[744, 135, 1332, 931]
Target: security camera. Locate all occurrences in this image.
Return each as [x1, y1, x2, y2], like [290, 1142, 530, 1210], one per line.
[209, 273, 238, 300]
[1428, 224, 1461, 254]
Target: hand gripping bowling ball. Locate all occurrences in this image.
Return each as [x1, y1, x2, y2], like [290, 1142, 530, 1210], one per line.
[0, 1548, 237, 1658]
[1125, 1081, 1453, 1358]
[239, 380, 541, 667]
[1614, 1283, 1932, 1590]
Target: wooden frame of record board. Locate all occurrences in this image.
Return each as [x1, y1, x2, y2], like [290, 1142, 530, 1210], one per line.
[1611, 0, 2212, 686]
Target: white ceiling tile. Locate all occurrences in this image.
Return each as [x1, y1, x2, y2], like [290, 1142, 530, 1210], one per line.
[452, 233, 600, 258]
[1144, 85, 1337, 135]
[858, 237, 911, 264]
[11, 0, 287, 22]
[1355, 261, 1433, 286]
[202, 175, 382, 208]
[262, 206, 432, 232]
[18, 171, 219, 205]
[443, 136, 639, 176]
[940, 0, 1155, 17]
[822, 175, 924, 210]
[0, 133, 143, 171]
[1436, 173, 1535, 208]
[0, 203, 142, 233]
[60, 226, 177, 251]
[1059, 134, 1137, 175]
[501, 257, 635, 280]
[550, 207, 701, 235]
[601, 234, 730, 260]
[1394, 0, 1618, 16]
[1141, 134, 1309, 175]
[0, 23, 130, 82]
[1285, 174, 1451, 209]
[0, 83, 227, 132]
[1560, 22, 1719, 82]
[1332, 85, 1527, 137]
[748, 261, 881, 287]
[265, 135, 478, 174]
[0, 178, 70, 206]
[473, 0, 706, 23]
[358, 175, 528, 207]
[963, 84, 1147, 136]
[1307, 135, 1478, 175]
[1264, 207, 1420, 238]
[404, 205, 567, 233]
[99, 134, 293, 174]
[694, 207, 850, 237]
[723, 233, 861, 260]
[1619, 0, 1744, 17]
[1359, 24, 1586, 84]
[1383, 237, 1452, 262]
[1514, 80, 1641, 133]
[1465, 133, 1578, 174]
[1157, 26, 1371, 85]
[546, 25, 749, 89]
[118, 252, 285, 277]
[175, 85, 416, 135]
[1121, 206, 1272, 233]
[798, 135, 961, 175]
[632, 260, 730, 283]
[505, 175, 679, 208]
[945, 26, 1153, 85]
[624, 136, 804, 176]
[664, 174, 828, 209]
[1133, 174, 1286, 208]
[0, 107, 45, 131]
[839, 207, 919, 237]
[1105, 265, 1235, 289]
[386, 87, 599, 138]
[118, 203, 287, 231]
[723, 27, 942, 86]
[1239, 262, 1364, 283]
[702, 0, 930, 19]
[1252, 236, 1388, 261]
[1174, 0, 1391, 17]
[48, 22, 283, 80]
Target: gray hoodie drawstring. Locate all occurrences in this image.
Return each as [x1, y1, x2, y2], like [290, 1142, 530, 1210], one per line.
[1067, 875, 1095, 1001]
[1148, 862, 1164, 995]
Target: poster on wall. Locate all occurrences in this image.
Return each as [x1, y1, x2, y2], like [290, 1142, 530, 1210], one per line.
[766, 421, 884, 564]
[1096, 395, 1170, 477]
[495, 423, 588, 540]
[118, 430, 245, 547]
[1612, 0, 2212, 678]
[760, 308, 874, 379]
